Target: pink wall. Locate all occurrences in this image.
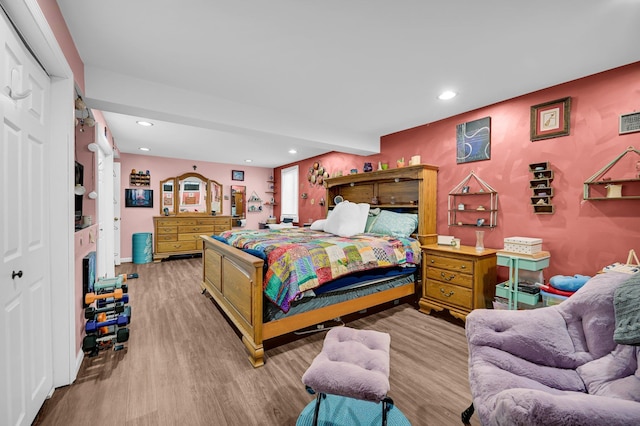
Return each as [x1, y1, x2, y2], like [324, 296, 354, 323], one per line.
[277, 62, 640, 279]
[117, 154, 274, 259]
[37, 0, 84, 91]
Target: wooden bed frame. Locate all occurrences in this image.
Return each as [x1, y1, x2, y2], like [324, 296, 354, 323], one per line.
[200, 164, 438, 367]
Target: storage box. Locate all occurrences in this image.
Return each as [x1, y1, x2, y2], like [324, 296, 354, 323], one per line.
[495, 283, 540, 306]
[540, 290, 568, 307]
[437, 235, 455, 246]
[503, 236, 543, 255]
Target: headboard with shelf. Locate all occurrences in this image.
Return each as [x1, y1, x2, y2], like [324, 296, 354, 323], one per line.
[324, 164, 438, 244]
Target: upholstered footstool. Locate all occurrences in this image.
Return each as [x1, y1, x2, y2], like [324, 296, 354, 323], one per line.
[298, 327, 409, 426]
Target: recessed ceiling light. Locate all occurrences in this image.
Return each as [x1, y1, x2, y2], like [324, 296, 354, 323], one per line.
[245, 159, 252, 163]
[438, 91, 457, 100]
[136, 120, 154, 127]
[139, 147, 150, 151]
[289, 149, 297, 154]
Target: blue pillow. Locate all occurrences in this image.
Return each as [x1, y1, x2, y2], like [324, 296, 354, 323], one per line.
[243, 248, 266, 261]
[367, 210, 418, 238]
[549, 274, 590, 292]
[210, 234, 229, 244]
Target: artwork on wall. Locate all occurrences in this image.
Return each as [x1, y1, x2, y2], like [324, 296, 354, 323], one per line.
[125, 189, 153, 208]
[619, 111, 640, 135]
[530, 97, 571, 141]
[456, 116, 491, 164]
[307, 161, 330, 186]
[232, 170, 244, 181]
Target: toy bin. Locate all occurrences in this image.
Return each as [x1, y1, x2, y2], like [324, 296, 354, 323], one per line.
[540, 290, 568, 307]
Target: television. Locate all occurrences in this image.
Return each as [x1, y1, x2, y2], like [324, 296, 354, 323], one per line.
[75, 161, 84, 226]
[125, 188, 153, 208]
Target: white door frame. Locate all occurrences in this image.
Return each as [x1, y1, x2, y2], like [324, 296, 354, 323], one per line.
[113, 162, 121, 266]
[3, 0, 77, 387]
[96, 125, 114, 278]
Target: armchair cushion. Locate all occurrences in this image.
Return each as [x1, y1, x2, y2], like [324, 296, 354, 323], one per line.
[466, 272, 640, 425]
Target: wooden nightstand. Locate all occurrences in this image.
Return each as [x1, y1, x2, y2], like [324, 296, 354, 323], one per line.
[419, 244, 497, 321]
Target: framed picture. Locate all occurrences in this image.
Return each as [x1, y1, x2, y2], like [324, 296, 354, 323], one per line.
[619, 111, 640, 135]
[530, 97, 571, 141]
[124, 189, 153, 208]
[231, 170, 244, 181]
[456, 117, 491, 164]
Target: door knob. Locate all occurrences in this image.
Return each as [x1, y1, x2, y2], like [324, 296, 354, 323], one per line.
[12, 270, 23, 279]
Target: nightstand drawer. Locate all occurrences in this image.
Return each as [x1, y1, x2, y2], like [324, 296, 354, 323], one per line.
[157, 234, 177, 242]
[425, 280, 472, 309]
[426, 254, 473, 273]
[426, 266, 473, 288]
[419, 244, 497, 320]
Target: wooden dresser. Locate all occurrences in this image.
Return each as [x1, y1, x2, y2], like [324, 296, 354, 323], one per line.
[419, 244, 497, 321]
[153, 215, 232, 261]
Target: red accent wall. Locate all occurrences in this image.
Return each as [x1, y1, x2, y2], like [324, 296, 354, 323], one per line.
[277, 62, 640, 279]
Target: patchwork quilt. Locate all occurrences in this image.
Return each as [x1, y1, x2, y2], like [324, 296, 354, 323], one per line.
[219, 228, 421, 312]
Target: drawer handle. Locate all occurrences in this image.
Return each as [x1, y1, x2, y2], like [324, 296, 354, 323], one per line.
[440, 288, 455, 297]
[441, 271, 455, 281]
[460, 265, 466, 269]
[430, 259, 435, 263]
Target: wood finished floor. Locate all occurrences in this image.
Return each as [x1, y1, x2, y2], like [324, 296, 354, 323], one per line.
[34, 257, 479, 426]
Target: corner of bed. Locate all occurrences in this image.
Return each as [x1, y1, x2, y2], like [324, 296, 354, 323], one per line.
[200, 164, 438, 367]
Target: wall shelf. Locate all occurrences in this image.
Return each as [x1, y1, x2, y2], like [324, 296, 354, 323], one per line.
[529, 162, 554, 214]
[448, 171, 498, 228]
[130, 172, 150, 187]
[584, 146, 640, 200]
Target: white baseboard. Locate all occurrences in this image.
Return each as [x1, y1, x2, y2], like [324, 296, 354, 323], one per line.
[120, 257, 133, 263]
[74, 348, 84, 380]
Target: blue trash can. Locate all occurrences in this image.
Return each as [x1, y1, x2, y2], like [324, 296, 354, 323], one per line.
[132, 232, 153, 264]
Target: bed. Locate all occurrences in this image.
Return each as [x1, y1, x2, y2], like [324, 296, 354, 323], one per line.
[200, 164, 438, 367]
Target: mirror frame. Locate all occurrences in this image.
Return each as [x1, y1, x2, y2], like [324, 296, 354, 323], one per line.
[231, 185, 246, 219]
[159, 177, 176, 215]
[158, 172, 223, 216]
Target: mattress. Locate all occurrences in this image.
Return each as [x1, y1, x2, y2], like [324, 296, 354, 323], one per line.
[263, 268, 416, 322]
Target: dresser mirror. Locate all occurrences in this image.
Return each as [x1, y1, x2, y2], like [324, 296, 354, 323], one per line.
[159, 172, 223, 216]
[160, 177, 175, 215]
[231, 185, 246, 219]
[178, 173, 207, 213]
[210, 178, 222, 215]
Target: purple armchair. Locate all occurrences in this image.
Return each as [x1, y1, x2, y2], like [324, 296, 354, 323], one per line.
[463, 272, 640, 425]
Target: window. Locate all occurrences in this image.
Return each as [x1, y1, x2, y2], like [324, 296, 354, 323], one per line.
[280, 165, 298, 222]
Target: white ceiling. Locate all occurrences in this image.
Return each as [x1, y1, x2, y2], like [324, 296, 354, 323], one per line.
[57, 1, 640, 168]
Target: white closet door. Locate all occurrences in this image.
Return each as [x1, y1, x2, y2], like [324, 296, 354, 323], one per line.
[0, 11, 53, 426]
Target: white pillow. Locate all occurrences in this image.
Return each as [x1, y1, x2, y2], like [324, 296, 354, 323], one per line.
[310, 219, 327, 231]
[323, 201, 370, 237]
